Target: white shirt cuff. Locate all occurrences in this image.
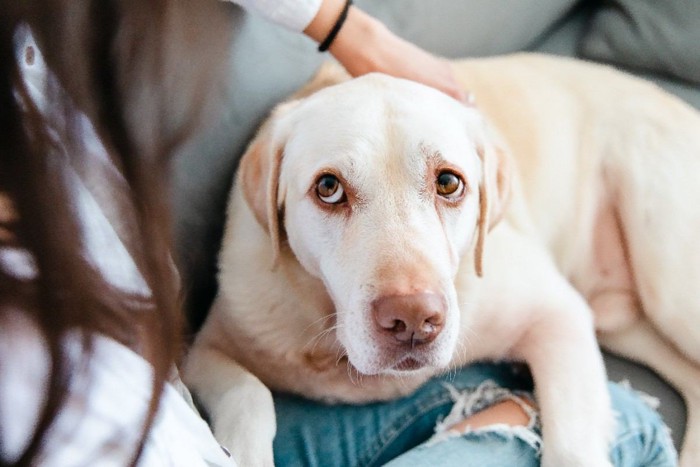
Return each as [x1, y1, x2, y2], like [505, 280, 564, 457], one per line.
[227, 0, 323, 32]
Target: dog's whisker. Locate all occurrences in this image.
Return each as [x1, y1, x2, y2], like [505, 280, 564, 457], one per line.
[354, 364, 366, 388]
[346, 361, 359, 386]
[299, 314, 338, 344]
[396, 372, 407, 389]
[301, 313, 337, 335]
[334, 347, 343, 363]
[453, 359, 467, 379]
[303, 322, 346, 357]
[304, 324, 340, 352]
[334, 347, 347, 366]
[454, 339, 469, 362]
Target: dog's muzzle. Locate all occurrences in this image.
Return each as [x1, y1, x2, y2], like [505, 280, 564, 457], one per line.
[371, 292, 446, 370]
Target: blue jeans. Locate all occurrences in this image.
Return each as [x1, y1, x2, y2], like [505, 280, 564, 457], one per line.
[273, 363, 677, 466]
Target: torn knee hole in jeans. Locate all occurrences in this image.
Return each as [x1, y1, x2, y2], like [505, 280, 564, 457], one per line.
[427, 380, 543, 452]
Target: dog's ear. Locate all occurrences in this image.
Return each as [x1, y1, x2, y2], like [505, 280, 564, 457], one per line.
[238, 103, 298, 268]
[474, 129, 512, 277]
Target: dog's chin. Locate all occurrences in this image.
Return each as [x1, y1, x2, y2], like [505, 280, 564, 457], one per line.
[348, 352, 450, 377]
[382, 356, 437, 376]
[341, 329, 457, 377]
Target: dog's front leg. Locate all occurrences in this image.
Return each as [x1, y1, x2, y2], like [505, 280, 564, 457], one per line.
[183, 343, 276, 467]
[514, 283, 614, 467]
[477, 225, 615, 466]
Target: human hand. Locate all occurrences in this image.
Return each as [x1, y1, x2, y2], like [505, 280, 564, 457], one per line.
[305, 0, 470, 103]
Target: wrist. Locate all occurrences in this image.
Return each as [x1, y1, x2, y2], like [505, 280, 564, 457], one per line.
[328, 7, 387, 74]
[303, 0, 347, 44]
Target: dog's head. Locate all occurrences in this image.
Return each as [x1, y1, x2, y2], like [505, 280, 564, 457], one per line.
[238, 67, 510, 376]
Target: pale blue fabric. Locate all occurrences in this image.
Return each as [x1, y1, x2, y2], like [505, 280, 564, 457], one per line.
[273, 363, 677, 466]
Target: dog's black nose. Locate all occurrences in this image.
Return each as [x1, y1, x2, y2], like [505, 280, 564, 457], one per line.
[372, 292, 446, 346]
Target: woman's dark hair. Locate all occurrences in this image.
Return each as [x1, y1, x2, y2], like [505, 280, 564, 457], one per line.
[0, 1, 231, 464]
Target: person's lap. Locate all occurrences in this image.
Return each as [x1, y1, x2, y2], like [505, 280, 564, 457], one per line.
[273, 363, 677, 466]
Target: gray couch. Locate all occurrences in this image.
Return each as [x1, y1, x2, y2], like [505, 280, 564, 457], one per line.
[173, 0, 699, 450]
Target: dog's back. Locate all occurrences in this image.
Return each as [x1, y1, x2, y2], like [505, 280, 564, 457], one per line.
[454, 54, 700, 463]
[453, 54, 700, 351]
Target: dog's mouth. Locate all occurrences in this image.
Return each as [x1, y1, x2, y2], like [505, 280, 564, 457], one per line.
[343, 350, 434, 376]
[392, 356, 424, 372]
[378, 351, 436, 375]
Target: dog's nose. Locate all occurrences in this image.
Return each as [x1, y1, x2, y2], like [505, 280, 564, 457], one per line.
[372, 293, 446, 346]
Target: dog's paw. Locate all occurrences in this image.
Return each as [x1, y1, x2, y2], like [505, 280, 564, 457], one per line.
[226, 442, 274, 467]
[210, 383, 277, 467]
[214, 414, 276, 467]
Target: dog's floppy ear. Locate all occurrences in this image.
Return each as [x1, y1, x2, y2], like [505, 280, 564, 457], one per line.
[238, 102, 298, 268]
[474, 128, 512, 277]
[236, 64, 348, 269]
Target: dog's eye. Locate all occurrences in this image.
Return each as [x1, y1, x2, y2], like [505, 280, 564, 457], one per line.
[436, 171, 464, 199]
[316, 174, 346, 204]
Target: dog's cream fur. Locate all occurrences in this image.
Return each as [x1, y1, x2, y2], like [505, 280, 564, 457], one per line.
[184, 53, 700, 467]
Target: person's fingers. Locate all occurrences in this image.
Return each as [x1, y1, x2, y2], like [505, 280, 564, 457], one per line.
[432, 65, 469, 103]
[384, 39, 469, 103]
[328, 9, 471, 103]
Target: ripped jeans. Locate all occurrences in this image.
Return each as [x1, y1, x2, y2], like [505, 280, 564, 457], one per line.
[273, 363, 677, 466]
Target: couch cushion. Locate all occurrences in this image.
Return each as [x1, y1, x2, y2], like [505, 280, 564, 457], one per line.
[357, 0, 579, 58]
[579, 0, 700, 86]
[531, 2, 700, 111]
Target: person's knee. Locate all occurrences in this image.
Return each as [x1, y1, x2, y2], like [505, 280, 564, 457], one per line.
[446, 398, 536, 432]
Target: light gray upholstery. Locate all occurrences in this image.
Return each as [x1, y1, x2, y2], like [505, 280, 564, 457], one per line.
[580, 0, 700, 86]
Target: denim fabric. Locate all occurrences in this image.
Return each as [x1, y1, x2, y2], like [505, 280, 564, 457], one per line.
[273, 363, 677, 467]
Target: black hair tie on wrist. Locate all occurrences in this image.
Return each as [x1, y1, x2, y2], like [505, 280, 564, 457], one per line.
[318, 0, 353, 52]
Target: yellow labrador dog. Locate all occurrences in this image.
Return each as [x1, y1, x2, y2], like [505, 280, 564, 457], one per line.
[184, 53, 700, 467]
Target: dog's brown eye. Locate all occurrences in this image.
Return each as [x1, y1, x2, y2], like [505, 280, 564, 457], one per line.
[436, 171, 464, 199]
[316, 174, 346, 204]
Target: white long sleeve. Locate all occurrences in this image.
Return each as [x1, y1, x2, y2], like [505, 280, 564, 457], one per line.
[226, 0, 322, 32]
[0, 314, 234, 467]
